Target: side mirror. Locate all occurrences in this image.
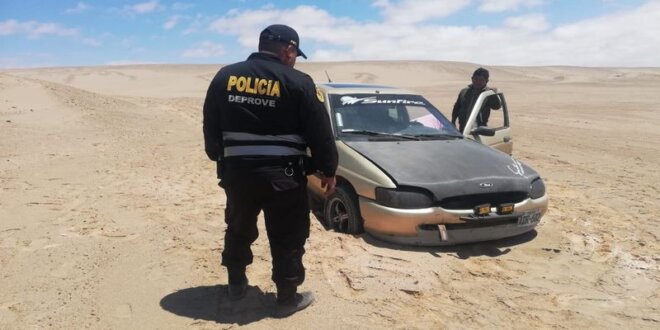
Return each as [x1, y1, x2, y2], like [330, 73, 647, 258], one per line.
[470, 126, 496, 136]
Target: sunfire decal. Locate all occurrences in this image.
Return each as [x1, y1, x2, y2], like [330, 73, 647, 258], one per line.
[340, 96, 425, 106]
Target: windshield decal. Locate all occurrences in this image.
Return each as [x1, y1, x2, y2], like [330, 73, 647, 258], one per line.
[340, 96, 425, 106]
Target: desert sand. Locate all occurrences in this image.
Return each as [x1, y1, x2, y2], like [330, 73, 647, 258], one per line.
[1, 61, 658, 329]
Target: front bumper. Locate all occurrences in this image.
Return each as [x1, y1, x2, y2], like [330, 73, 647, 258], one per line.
[360, 194, 548, 246]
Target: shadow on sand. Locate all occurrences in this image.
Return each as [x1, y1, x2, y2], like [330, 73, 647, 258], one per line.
[361, 230, 538, 259]
[160, 285, 285, 325]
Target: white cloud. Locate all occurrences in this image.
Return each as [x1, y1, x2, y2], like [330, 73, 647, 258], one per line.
[163, 16, 181, 30]
[0, 19, 79, 38]
[0, 19, 104, 48]
[120, 38, 134, 48]
[171, 2, 193, 11]
[545, 1, 660, 66]
[181, 13, 210, 35]
[206, 1, 660, 67]
[209, 5, 352, 48]
[181, 27, 196, 35]
[65, 2, 91, 14]
[0, 19, 20, 35]
[479, 0, 544, 12]
[124, 1, 159, 15]
[81, 38, 102, 47]
[504, 13, 548, 32]
[373, 0, 471, 24]
[182, 41, 225, 58]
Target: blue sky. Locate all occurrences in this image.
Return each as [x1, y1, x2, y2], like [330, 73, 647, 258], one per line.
[1, 0, 658, 68]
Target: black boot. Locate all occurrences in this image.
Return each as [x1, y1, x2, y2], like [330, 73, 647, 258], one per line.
[227, 267, 248, 301]
[273, 286, 314, 317]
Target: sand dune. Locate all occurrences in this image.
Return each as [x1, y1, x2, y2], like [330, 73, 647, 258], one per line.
[1, 62, 658, 329]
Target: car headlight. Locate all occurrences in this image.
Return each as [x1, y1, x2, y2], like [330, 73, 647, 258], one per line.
[375, 187, 433, 209]
[529, 178, 545, 199]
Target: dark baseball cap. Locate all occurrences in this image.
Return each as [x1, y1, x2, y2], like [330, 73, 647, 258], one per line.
[259, 24, 307, 59]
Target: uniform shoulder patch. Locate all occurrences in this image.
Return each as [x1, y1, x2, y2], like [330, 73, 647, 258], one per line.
[315, 87, 325, 103]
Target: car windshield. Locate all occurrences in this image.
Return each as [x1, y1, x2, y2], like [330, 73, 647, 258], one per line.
[329, 93, 462, 140]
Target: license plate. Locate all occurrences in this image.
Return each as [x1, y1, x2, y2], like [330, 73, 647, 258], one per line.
[517, 210, 541, 226]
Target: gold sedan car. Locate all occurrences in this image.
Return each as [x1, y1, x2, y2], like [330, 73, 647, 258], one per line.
[307, 83, 548, 246]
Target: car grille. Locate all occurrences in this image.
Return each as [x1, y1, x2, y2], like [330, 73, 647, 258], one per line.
[438, 191, 528, 210]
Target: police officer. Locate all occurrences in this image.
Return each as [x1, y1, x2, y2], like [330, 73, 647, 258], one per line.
[202, 24, 338, 316]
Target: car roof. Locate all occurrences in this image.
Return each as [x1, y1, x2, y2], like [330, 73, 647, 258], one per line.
[316, 83, 418, 95]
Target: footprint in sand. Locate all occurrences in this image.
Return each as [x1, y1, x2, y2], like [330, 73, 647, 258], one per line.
[0, 303, 18, 325]
[142, 261, 164, 281]
[50, 260, 74, 279]
[0, 236, 18, 249]
[114, 304, 133, 319]
[321, 263, 365, 299]
[19, 238, 50, 251]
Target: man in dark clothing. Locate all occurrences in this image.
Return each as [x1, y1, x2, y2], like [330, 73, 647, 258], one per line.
[451, 67, 502, 132]
[202, 24, 338, 316]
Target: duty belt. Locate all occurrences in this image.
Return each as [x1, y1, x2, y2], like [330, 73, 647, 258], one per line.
[223, 156, 310, 177]
[222, 131, 307, 157]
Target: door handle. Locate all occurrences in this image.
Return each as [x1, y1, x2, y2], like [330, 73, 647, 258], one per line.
[503, 136, 511, 142]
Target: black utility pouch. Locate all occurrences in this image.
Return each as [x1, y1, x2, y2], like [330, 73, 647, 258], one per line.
[301, 156, 315, 175]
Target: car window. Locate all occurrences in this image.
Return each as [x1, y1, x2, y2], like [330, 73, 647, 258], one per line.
[330, 94, 461, 138]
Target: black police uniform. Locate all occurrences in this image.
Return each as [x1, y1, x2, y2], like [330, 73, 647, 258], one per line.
[203, 51, 338, 293]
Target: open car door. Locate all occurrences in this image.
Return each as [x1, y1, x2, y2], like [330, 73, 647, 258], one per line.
[462, 90, 513, 155]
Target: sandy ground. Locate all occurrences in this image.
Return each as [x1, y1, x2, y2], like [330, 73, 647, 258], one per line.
[1, 62, 658, 329]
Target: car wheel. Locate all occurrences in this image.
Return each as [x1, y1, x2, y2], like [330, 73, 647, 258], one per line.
[324, 186, 363, 234]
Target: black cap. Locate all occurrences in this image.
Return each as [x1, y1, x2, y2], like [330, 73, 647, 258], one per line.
[259, 24, 307, 59]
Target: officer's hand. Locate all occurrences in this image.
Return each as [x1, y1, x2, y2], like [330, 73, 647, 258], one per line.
[321, 175, 336, 197]
[488, 86, 498, 93]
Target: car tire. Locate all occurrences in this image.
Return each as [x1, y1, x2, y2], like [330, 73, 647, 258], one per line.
[324, 185, 363, 234]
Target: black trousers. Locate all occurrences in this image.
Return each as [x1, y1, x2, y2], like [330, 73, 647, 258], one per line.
[220, 166, 310, 289]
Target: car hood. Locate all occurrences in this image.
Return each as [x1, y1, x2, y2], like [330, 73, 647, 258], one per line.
[343, 138, 539, 201]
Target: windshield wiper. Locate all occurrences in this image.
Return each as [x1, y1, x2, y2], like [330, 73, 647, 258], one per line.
[412, 134, 463, 140]
[340, 129, 420, 140]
